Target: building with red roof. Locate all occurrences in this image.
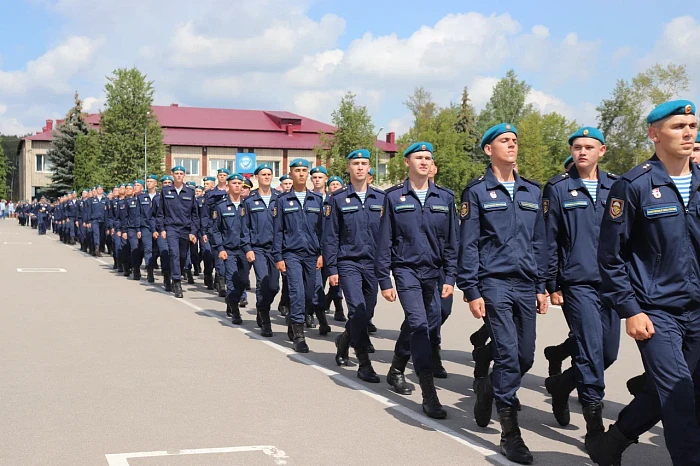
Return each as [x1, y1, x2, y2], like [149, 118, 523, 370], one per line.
[17, 104, 397, 199]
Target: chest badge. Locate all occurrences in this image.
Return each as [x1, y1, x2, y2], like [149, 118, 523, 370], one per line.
[489, 191, 497, 199]
[345, 198, 351, 203]
[289, 201, 293, 206]
[255, 201, 259, 205]
[652, 188, 661, 199]
[571, 190, 578, 197]
[228, 206, 231, 210]
[399, 196, 406, 202]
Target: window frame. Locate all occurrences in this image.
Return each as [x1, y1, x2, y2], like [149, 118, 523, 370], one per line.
[173, 157, 200, 176]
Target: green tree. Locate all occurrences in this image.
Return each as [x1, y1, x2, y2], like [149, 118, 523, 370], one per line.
[99, 67, 165, 185]
[477, 69, 534, 136]
[455, 86, 481, 164]
[74, 130, 103, 190]
[314, 92, 377, 180]
[632, 63, 690, 107]
[1, 135, 22, 199]
[0, 136, 6, 199]
[46, 92, 88, 196]
[540, 112, 578, 180]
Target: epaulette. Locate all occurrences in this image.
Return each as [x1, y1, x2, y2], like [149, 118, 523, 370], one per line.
[465, 175, 485, 190]
[518, 175, 541, 188]
[606, 172, 618, 179]
[370, 185, 385, 194]
[433, 183, 454, 196]
[385, 183, 404, 193]
[308, 191, 323, 200]
[547, 172, 569, 185]
[621, 161, 652, 182]
[329, 186, 348, 197]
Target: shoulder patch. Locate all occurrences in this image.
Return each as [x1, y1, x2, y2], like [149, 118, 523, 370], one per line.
[371, 186, 385, 194]
[460, 202, 469, 219]
[434, 184, 454, 196]
[543, 199, 550, 216]
[324, 204, 331, 217]
[272, 206, 278, 218]
[212, 210, 217, 219]
[518, 175, 541, 188]
[609, 197, 625, 220]
[466, 176, 486, 189]
[384, 183, 404, 194]
[621, 161, 652, 182]
[240, 207, 245, 217]
[547, 172, 569, 186]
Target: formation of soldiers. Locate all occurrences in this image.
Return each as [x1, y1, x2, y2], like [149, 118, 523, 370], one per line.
[21, 99, 700, 466]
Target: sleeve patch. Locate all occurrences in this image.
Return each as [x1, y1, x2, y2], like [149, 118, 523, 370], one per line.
[460, 202, 469, 219]
[609, 198, 624, 220]
[543, 199, 549, 216]
[324, 204, 331, 217]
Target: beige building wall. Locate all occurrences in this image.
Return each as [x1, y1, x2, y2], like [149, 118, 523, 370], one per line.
[20, 140, 53, 200]
[171, 145, 203, 184]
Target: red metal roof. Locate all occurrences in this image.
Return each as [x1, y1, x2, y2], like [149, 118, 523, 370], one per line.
[164, 128, 322, 150]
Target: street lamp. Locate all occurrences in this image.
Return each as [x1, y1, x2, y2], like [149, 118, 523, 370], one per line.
[375, 126, 383, 183]
[144, 111, 150, 180]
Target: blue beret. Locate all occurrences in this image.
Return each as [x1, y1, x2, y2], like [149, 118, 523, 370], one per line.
[368, 167, 375, 176]
[95, 184, 103, 189]
[70, 190, 76, 194]
[171, 165, 186, 173]
[203, 176, 216, 182]
[327, 176, 344, 187]
[227, 173, 244, 182]
[347, 149, 371, 160]
[310, 166, 328, 176]
[243, 178, 253, 188]
[564, 155, 574, 169]
[146, 174, 158, 181]
[481, 123, 517, 150]
[289, 158, 310, 169]
[568, 127, 605, 145]
[125, 183, 134, 188]
[254, 163, 273, 175]
[185, 181, 196, 187]
[696, 133, 700, 144]
[161, 175, 173, 182]
[646, 100, 696, 124]
[279, 174, 290, 182]
[118, 183, 126, 188]
[404, 142, 433, 157]
[134, 179, 145, 186]
[217, 168, 230, 175]
[81, 189, 88, 193]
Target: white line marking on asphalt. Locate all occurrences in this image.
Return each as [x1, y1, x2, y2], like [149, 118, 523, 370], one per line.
[150, 287, 515, 465]
[3, 241, 32, 244]
[105, 445, 288, 465]
[16, 268, 66, 273]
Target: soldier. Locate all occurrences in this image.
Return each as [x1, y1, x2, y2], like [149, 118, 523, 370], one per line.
[203, 168, 231, 297]
[239, 177, 254, 307]
[192, 185, 205, 277]
[156, 166, 199, 298]
[141, 176, 159, 283]
[457, 124, 547, 464]
[543, 127, 620, 451]
[211, 173, 249, 324]
[152, 176, 173, 291]
[377, 142, 457, 420]
[107, 187, 120, 269]
[324, 175, 347, 323]
[117, 184, 134, 277]
[308, 165, 330, 327]
[272, 159, 329, 352]
[242, 163, 279, 337]
[199, 176, 216, 289]
[124, 180, 147, 281]
[276, 173, 292, 317]
[693, 132, 700, 164]
[88, 186, 107, 255]
[36, 196, 50, 234]
[589, 100, 700, 466]
[324, 150, 384, 382]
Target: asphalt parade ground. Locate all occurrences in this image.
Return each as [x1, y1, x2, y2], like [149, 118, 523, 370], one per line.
[0, 221, 671, 466]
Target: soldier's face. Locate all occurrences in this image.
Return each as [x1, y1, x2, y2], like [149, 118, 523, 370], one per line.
[97, 187, 104, 195]
[347, 159, 369, 182]
[311, 173, 327, 190]
[242, 186, 251, 197]
[692, 143, 700, 164]
[571, 137, 605, 171]
[147, 179, 157, 190]
[217, 173, 228, 184]
[485, 133, 518, 165]
[119, 187, 125, 196]
[126, 186, 134, 196]
[204, 180, 215, 191]
[228, 180, 242, 195]
[428, 164, 438, 181]
[162, 181, 173, 188]
[195, 188, 203, 196]
[328, 181, 343, 192]
[291, 167, 308, 185]
[256, 169, 272, 188]
[404, 152, 433, 176]
[281, 179, 293, 192]
[134, 184, 143, 194]
[173, 170, 185, 183]
[650, 115, 698, 159]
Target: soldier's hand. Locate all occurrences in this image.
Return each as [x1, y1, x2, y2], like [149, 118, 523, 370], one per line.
[536, 293, 548, 315]
[137, 231, 142, 239]
[276, 261, 286, 273]
[626, 313, 655, 341]
[219, 250, 228, 261]
[329, 274, 339, 286]
[189, 234, 197, 243]
[121, 233, 127, 240]
[153, 232, 159, 239]
[316, 256, 323, 269]
[161, 231, 167, 239]
[202, 235, 208, 244]
[381, 288, 396, 302]
[550, 291, 564, 306]
[441, 284, 454, 298]
[246, 251, 255, 263]
[468, 297, 486, 319]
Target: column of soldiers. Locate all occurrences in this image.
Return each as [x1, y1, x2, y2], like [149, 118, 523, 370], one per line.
[32, 98, 700, 466]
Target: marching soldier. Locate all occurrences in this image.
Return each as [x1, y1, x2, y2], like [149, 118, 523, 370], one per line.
[199, 176, 216, 289]
[325, 175, 346, 323]
[88, 185, 107, 256]
[277, 173, 292, 317]
[152, 176, 173, 291]
[36, 196, 50, 235]
[203, 168, 231, 297]
[141, 176, 159, 283]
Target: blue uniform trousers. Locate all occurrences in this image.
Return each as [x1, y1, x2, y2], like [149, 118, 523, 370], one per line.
[166, 230, 189, 281]
[127, 229, 144, 269]
[112, 231, 120, 262]
[120, 233, 131, 269]
[562, 284, 620, 405]
[338, 259, 377, 351]
[251, 248, 280, 311]
[141, 228, 153, 268]
[283, 253, 317, 324]
[201, 236, 214, 276]
[224, 249, 247, 305]
[91, 221, 105, 251]
[312, 268, 326, 313]
[280, 274, 290, 308]
[155, 234, 170, 273]
[37, 214, 48, 234]
[616, 309, 700, 466]
[392, 267, 440, 374]
[430, 269, 453, 345]
[67, 219, 75, 240]
[481, 277, 537, 411]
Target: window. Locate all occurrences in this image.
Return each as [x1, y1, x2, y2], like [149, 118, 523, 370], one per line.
[256, 160, 281, 178]
[378, 163, 387, 180]
[35, 154, 53, 173]
[174, 158, 200, 176]
[209, 159, 235, 176]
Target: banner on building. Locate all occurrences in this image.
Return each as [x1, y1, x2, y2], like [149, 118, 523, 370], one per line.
[236, 153, 256, 174]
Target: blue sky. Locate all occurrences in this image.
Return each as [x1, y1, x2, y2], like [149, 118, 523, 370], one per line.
[1, 0, 698, 137]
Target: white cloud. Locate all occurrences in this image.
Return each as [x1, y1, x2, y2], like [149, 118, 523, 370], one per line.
[387, 112, 414, 137]
[469, 76, 500, 109]
[82, 96, 105, 113]
[532, 25, 550, 39]
[611, 46, 632, 62]
[0, 104, 35, 135]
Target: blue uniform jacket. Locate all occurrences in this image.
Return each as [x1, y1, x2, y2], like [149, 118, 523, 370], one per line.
[323, 184, 385, 276]
[457, 166, 547, 301]
[272, 190, 324, 263]
[81, 199, 91, 222]
[123, 196, 140, 229]
[150, 193, 162, 233]
[242, 189, 278, 252]
[89, 195, 107, 222]
[156, 186, 199, 236]
[375, 179, 458, 291]
[211, 198, 249, 253]
[202, 187, 228, 236]
[137, 193, 154, 230]
[598, 155, 700, 319]
[543, 166, 616, 292]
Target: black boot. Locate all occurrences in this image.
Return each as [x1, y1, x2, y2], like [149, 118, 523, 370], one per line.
[587, 424, 637, 466]
[387, 354, 414, 395]
[582, 403, 605, 453]
[227, 302, 233, 317]
[545, 368, 575, 426]
[432, 344, 448, 378]
[291, 323, 309, 353]
[193, 263, 201, 276]
[333, 298, 346, 322]
[217, 275, 226, 297]
[259, 309, 273, 337]
[147, 267, 155, 283]
[473, 343, 492, 378]
[256, 312, 262, 328]
[229, 301, 242, 325]
[418, 369, 447, 419]
[498, 407, 533, 464]
[239, 296, 248, 307]
[278, 304, 289, 317]
[367, 342, 375, 353]
[286, 314, 294, 341]
[626, 373, 646, 397]
[132, 268, 141, 280]
[123, 265, 131, 277]
[305, 312, 316, 329]
[470, 326, 489, 348]
[316, 309, 331, 336]
[164, 272, 172, 292]
[173, 280, 183, 298]
[117, 260, 123, 273]
[204, 273, 214, 290]
[367, 321, 378, 333]
[335, 330, 351, 366]
[186, 269, 195, 285]
[473, 376, 494, 427]
[544, 342, 568, 377]
[356, 349, 380, 383]
[112, 258, 118, 270]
